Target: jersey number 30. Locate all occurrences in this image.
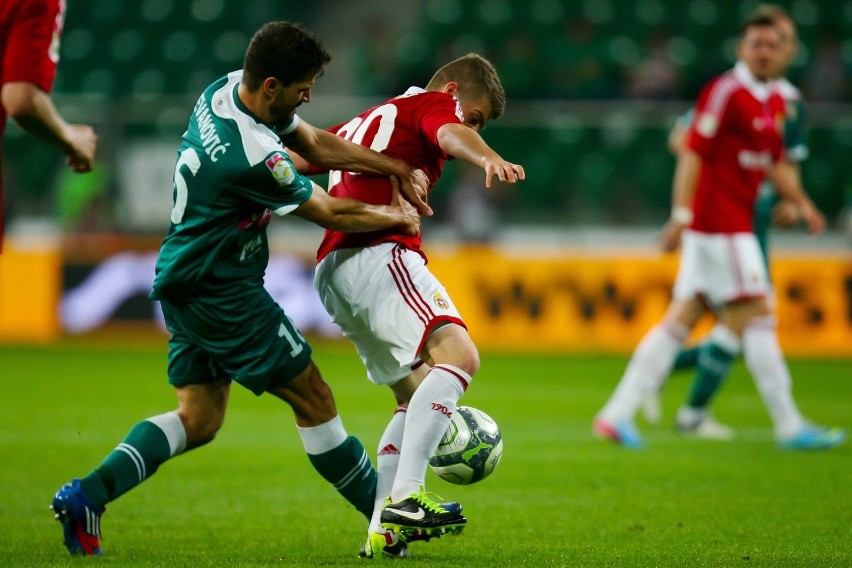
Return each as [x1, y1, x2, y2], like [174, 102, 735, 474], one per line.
[329, 103, 398, 191]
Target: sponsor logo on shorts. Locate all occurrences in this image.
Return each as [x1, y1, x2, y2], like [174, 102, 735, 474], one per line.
[432, 291, 449, 310]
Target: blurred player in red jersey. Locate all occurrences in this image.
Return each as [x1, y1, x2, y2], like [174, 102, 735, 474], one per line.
[593, 14, 845, 451]
[292, 53, 524, 558]
[0, 0, 97, 251]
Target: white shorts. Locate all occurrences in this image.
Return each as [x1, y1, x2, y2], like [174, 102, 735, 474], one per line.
[673, 230, 769, 308]
[313, 243, 465, 385]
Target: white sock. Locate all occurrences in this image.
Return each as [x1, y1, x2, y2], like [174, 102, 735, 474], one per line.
[598, 321, 687, 423]
[391, 364, 470, 502]
[295, 415, 348, 455]
[742, 315, 805, 438]
[370, 407, 406, 533]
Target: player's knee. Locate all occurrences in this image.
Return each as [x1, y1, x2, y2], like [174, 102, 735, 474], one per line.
[281, 361, 338, 426]
[179, 411, 224, 449]
[453, 343, 480, 376]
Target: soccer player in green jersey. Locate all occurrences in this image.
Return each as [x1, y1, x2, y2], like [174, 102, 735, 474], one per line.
[49, 21, 429, 556]
[643, 5, 821, 440]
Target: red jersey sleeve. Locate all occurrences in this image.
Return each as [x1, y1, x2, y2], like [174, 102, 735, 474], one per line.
[685, 73, 737, 160]
[413, 91, 465, 148]
[1, 0, 64, 92]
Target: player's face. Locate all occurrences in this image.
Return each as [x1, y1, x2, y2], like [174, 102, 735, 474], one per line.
[737, 25, 781, 81]
[457, 96, 493, 133]
[269, 72, 318, 125]
[772, 17, 798, 77]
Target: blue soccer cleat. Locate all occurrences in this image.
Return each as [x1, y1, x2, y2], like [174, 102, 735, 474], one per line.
[594, 418, 644, 449]
[778, 425, 847, 451]
[50, 478, 105, 555]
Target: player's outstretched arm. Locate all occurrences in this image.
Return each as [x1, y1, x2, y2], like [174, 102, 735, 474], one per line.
[1, 82, 97, 173]
[283, 120, 432, 216]
[436, 122, 524, 188]
[292, 181, 420, 236]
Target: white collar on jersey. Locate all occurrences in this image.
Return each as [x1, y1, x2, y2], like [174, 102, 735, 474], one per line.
[733, 60, 778, 102]
[402, 86, 427, 96]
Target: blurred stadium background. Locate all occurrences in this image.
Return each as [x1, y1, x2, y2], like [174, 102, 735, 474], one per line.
[1, 0, 850, 355]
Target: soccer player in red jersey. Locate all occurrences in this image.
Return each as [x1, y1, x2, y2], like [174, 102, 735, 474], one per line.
[594, 13, 845, 451]
[293, 53, 524, 557]
[0, 0, 97, 251]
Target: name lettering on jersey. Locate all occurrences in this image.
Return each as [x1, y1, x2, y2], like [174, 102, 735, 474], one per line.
[738, 149, 773, 170]
[193, 96, 230, 162]
[265, 152, 296, 186]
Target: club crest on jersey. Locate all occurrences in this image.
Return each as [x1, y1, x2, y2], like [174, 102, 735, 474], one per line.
[432, 291, 450, 310]
[266, 152, 296, 187]
[696, 112, 718, 137]
[237, 208, 272, 230]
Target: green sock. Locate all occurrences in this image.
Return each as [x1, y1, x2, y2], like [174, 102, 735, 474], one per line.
[307, 436, 377, 520]
[80, 413, 186, 506]
[673, 345, 700, 371]
[686, 341, 735, 408]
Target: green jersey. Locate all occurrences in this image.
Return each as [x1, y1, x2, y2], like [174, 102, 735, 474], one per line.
[151, 71, 313, 302]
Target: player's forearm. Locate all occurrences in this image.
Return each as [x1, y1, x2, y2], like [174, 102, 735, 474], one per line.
[300, 127, 408, 178]
[322, 199, 406, 232]
[670, 148, 701, 219]
[294, 184, 416, 233]
[437, 123, 501, 166]
[768, 160, 809, 206]
[768, 159, 824, 234]
[2, 82, 74, 154]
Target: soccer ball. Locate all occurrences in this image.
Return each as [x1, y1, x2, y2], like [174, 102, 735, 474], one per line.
[429, 406, 503, 485]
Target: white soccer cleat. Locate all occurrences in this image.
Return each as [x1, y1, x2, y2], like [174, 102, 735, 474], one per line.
[675, 407, 734, 440]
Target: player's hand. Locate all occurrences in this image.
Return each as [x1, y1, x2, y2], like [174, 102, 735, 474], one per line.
[396, 167, 432, 217]
[390, 176, 421, 236]
[771, 199, 801, 227]
[660, 218, 686, 252]
[64, 124, 97, 173]
[799, 201, 825, 235]
[483, 158, 525, 188]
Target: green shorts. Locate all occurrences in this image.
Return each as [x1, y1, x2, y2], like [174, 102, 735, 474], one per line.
[160, 289, 312, 395]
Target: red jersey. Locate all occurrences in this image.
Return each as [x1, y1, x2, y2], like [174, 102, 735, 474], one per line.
[315, 88, 464, 262]
[1, 0, 65, 250]
[0, 0, 65, 137]
[686, 62, 786, 234]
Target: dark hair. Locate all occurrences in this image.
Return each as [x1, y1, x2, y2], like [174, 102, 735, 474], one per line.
[242, 21, 331, 90]
[426, 53, 506, 120]
[738, 13, 777, 37]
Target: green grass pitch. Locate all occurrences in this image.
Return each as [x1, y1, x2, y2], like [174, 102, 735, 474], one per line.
[0, 340, 849, 567]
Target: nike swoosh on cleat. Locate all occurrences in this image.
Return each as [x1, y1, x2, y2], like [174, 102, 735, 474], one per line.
[386, 507, 426, 521]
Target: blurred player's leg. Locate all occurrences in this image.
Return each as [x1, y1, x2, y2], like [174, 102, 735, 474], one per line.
[675, 325, 738, 439]
[742, 315, 846, 450]
[595, 320, 687, 447]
